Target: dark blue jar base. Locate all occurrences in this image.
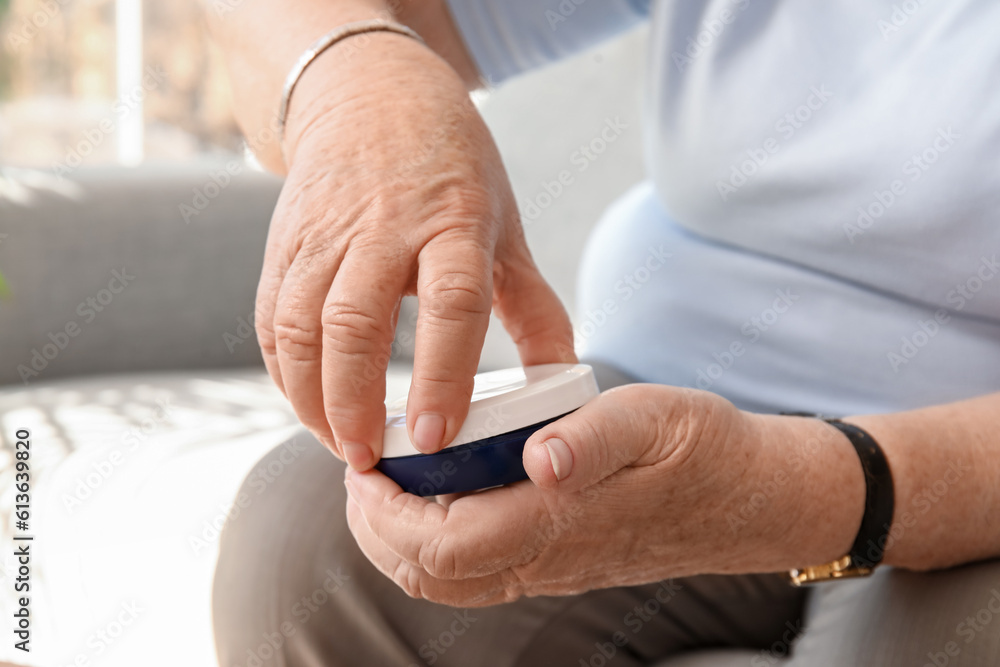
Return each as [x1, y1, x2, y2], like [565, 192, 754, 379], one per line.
[375, 412, 571, 496]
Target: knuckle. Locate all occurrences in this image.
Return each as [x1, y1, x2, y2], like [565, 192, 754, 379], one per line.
[254, 309, 276, 354]
[578, 417, 613, 470]
[409, 373, 475, 401]
[511, 313, 571, 350]
[325, 416, 372, 452]
[422, 269, 490, 320]
[419, 181, 495, 227]
[418, 533, 458, 580]
[255, 325, 277, 355]
[321, 300, 392, 352]
[272, 318, 322, 361]
[639, 386, 712, 466]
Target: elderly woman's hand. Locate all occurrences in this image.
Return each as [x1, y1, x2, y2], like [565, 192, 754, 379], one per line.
[344, 384, 866, 606]
[255, 34, 575, 470]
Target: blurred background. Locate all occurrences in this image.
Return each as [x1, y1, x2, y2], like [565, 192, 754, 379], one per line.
[0, 0, 240, 166]
[0, 3, 646, 666]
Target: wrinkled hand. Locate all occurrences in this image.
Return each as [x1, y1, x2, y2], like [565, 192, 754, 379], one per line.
[344, 384, 850, 607]
[256, 35, 575, 469]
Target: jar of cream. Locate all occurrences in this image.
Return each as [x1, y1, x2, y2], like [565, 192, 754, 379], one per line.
[376, 363, 598, 496]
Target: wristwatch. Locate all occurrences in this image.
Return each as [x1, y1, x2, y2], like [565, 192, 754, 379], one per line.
[782, 414, 896, 586]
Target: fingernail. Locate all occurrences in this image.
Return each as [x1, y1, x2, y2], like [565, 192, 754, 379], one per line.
[544, 438, 573, 481]
[343, 442, 373, 470]
[413, 413, 446, 454]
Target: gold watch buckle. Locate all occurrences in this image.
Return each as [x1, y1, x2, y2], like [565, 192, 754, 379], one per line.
[788, 555, 874, 586]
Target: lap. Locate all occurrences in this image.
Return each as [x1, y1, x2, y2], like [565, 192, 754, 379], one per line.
[212, 432, 803, 667]
[212, 431, 1000, 666]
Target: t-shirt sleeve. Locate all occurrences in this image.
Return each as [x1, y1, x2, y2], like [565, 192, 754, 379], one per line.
[444, 0, 651, 85]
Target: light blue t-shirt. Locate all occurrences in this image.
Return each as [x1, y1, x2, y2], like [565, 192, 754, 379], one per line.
[446, 0, 1000, 415]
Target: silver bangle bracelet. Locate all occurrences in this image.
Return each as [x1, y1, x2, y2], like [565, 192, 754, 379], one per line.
[277, 19, 424, 161]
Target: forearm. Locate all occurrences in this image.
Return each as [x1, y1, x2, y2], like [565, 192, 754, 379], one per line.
[205, 0, 480, 172]
[848, 392, 1000, 571]
[748, 393, 1000, 575]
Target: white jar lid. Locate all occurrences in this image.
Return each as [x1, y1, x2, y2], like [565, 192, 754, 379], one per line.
[382, 363, 598, 459]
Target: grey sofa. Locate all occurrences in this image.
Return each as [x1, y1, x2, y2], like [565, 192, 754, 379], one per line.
[0, 164, 276, 384]
[0, 164, 308, 666]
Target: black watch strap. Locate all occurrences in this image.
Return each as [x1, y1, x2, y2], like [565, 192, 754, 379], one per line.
[781, 412, 896, 583]
[824, 418, 895, 569]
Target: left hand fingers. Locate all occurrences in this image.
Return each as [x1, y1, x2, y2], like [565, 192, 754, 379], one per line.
[345, 468, 544, 580]
[345, 493, 519, 607]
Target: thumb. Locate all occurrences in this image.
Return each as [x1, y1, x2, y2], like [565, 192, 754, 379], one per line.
[493, 251, 577, 366]
[522, 386, 660, 493]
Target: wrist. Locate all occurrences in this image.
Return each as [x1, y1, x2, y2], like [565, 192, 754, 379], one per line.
[841, 412, 939, 571]
[736, 412, 867, 573]
[282, 30, 461, 167]
[212, 1, 397, 173]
